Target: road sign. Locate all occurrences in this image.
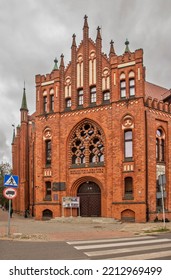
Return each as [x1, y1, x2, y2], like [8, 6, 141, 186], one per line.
[4, 174, 19, 188]
[3, 187, 17, 199]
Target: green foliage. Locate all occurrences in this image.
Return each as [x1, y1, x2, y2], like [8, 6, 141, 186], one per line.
[0, 162, 12, 207]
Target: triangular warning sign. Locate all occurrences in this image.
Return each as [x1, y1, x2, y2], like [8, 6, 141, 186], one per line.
[5, 175, 18, 186]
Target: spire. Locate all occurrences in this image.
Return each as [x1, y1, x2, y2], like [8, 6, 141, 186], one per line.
[60, 53, 64, 68]
[124, 38, 130, 53]
[96, 26, 102, 40]
[72, 33, 77, 47]
[83, 15, 89, 40]
[109, 40, 116, 56]
[53, 57, 58, 70]
[11, 124, 15, 145]
[20, 84, 28, 111]
[83, 14, 89, 28]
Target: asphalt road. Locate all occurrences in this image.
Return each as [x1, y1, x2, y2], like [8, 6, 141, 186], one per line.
[1, 234, 171, 260]
[0, 240, 87, 260]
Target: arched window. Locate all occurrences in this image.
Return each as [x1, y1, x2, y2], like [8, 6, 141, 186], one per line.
[43, 96, 47, 113]
[129, 78, 135, 96]
[124, 130, 133, 160]
[120, 73, 126, 99]
[129, 71, 135, 97]
[70, 121, 104, 167]
[50, 89, 54, 112]
[124, 177, 133, 199]
[156, 128, 165, 162]
[120, 80, 126, 98]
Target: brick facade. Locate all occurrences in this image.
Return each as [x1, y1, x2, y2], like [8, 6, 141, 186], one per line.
[12, 16, 171, 222]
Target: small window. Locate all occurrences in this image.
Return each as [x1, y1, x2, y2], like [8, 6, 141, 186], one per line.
[129, 78, 135, 96]
[46, 140, 51, 166]
[124, 130, 133, 159]
[78, 89, 83, 106]
[103, 91, 110, 101]
[120, 80, 126, 98]
[90, 87, 96, 103]
[66, 98, 71, 108]
[43, 96, 47, 113]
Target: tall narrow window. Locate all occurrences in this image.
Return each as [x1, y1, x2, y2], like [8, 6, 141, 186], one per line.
[46, 140, 51, 166]
[50, 94, 54, 111]
[120, 80, 126, 98]
[156, 128, 165, 162]
[43, 96, 47, 113]
[124, 177, 133, 199]
[129, 78, 135, 96]
[78, 88, 83, 106]
[90, 87, 96, 103]
[45, 181, 51, 200]
[124, 130, 133, 160]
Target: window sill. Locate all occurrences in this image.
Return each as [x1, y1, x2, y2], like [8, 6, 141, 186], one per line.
[123, 195, 134, 200]
[123, 158, 134, 162]
[43, 196, 52, 201]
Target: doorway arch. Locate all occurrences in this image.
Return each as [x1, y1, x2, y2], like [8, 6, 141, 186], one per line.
[77, 181, 101, 217]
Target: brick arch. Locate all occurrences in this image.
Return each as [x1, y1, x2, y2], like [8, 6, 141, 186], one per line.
[42, 209, 53, 220]
[71, 176, 103, 217]
[70, 176, 103, 196]
[68, 118, 105, 141]
[121, 209, 135, 222]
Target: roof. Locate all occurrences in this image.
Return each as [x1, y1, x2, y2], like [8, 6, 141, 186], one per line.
[145, 81, 170, 100]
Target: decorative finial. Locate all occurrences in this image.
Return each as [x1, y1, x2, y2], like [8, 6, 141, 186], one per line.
[125, 38, 130, 53]
[60, 53, 64, 67]
[109, 40, 116, 56]
[83, 14, 88, 28]
[72, 33, 77, 47]
[53, 57, 58, 70]
[96, 26, 102, 40]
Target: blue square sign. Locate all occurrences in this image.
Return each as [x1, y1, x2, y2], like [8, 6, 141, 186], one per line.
[4, 174, 19, 188]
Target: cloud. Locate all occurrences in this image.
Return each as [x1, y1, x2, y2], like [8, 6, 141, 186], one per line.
[0, 0, 171, 163]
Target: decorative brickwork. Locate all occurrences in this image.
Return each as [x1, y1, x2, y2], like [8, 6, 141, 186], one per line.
[12, 16, 171, 222]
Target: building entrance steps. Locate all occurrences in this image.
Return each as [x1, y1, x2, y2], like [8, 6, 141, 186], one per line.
[51, 217, 121, 224]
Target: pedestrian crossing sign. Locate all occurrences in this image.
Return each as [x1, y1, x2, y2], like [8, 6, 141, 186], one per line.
[4, 174, 19, 188]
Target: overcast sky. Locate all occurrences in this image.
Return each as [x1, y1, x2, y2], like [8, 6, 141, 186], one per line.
[0, 0, 171, 164]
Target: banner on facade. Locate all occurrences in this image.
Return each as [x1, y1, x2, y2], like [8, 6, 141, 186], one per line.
[62, 197, 80, 208]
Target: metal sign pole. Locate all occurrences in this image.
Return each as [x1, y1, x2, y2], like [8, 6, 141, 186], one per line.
[161, 185, 166, 228]
[7, 199, 11, 237]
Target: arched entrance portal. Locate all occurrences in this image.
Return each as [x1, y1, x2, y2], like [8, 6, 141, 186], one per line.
[77, 181, 101, 217]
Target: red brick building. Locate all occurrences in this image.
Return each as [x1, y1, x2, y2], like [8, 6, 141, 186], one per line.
[12, 16, 171, 222]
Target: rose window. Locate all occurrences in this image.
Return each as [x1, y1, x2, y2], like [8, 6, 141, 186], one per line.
[71, 122, 104, 166]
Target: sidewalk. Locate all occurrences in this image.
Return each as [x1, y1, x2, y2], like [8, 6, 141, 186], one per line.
[0, 209, 171, 241]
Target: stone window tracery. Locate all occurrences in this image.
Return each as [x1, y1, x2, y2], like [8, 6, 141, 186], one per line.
[70, 121, 104, 167]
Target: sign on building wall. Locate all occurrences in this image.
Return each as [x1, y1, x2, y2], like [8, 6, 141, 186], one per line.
[62, 197, 80, 208]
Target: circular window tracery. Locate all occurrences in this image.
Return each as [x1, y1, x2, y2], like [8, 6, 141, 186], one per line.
[70, 121, 104, 166]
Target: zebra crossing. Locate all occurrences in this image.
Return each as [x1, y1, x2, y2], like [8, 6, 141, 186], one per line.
[67, 235, 171, 260]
